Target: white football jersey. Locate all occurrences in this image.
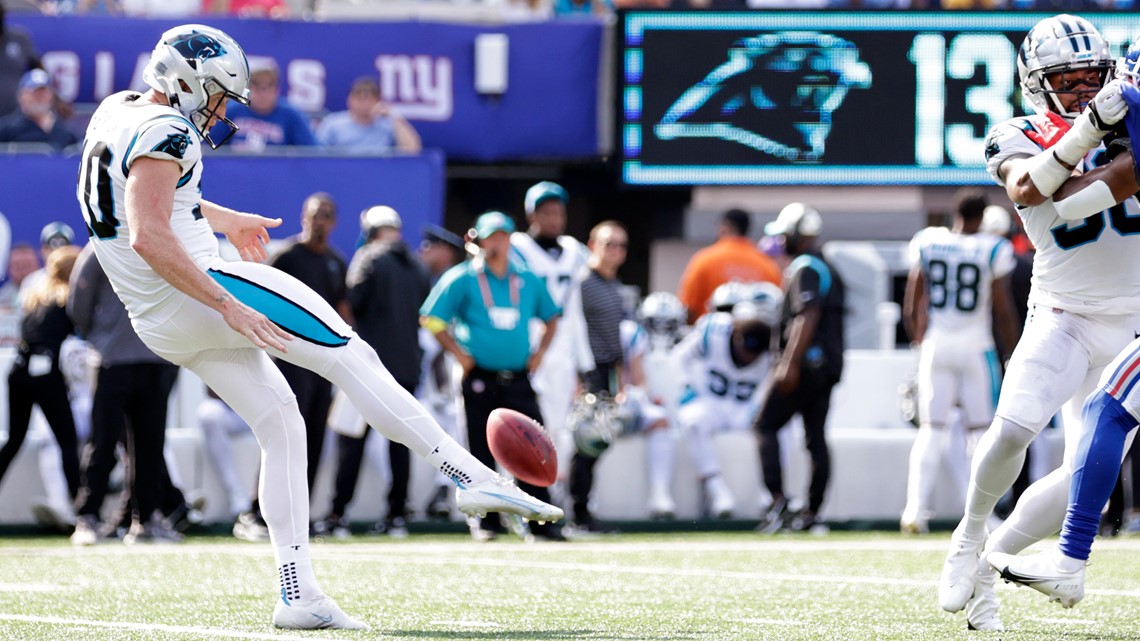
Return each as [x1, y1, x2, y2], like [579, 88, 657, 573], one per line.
[985, 115, 1140, 315]
[509, 232, 590, 308]
[76, 91, 218, 319]
[674, 312, 771, 410]
[909, 226, 1014, 339]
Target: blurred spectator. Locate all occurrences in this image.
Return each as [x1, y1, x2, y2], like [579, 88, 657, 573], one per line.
[420, 211, 565, 542]
[67, 243, 184, 545]
[0, 5, 40, 119]
[21, 222, 75, 308]
[205, 0, 290, 18]
[39, 0, 121, 14]
[510, 181, 592, 469]
[0, 242, 36, 312]
[0, 245, 82, 526]
[316, 77, 421, 154]
[419, 225, 464, 282]
[267, 192, 350, 506]
[0, 69, 77, 151]
[118, 0, 200, 16]
[315, 205, 430, 539]
[756, 203, 846, 534]
[224, 59, 316, 152]
[677, 208, 782, 325]
[553, 0, 614, 15]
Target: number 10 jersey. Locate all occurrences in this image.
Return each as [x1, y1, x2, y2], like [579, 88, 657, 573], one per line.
[76, 91, 218, 320]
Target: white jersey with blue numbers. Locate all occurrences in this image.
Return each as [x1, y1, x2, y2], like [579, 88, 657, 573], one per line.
[909, 227, 1015, 340]
[76, 91, 216, 319]
[674, 312, 771, 411]
[985, 115, 1140, 316]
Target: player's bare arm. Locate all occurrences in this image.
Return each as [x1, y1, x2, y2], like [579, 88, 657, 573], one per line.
[126, 157, 291, 352]
[902, 263, 927, 345]
[774, 305, 820, 395]
[1050, 147, 1140, 220]
[200, 199, 282, 263]
[990, 273, 1019, 363]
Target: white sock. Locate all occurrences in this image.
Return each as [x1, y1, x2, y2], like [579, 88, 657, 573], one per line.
[902, 424, 941, 522]
[425, 437, 493, 487]
[645, 428, 674, 490]
[276, 543, 322, 605]
[988, 467, 1069, 555]
[1055, 548, 1085, 573]
[962, 419, 1034, 538]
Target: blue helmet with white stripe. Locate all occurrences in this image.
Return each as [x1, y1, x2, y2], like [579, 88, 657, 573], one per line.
[1017, 14, 1113, 119]
[1119, 39, 1140, 87]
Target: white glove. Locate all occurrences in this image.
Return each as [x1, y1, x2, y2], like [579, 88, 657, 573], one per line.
[1088, 79, 1128, 131]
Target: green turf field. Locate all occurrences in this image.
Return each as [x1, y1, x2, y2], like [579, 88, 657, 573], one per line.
[0, 532, 1136, 640]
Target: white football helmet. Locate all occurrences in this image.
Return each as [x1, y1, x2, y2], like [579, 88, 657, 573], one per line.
[142, 24, 251, 148]
[637, 291, 687, 348]
[1017, 14, 1114, 119]
[1119, 39, 1140, 87]
[741, 281, 784, 328]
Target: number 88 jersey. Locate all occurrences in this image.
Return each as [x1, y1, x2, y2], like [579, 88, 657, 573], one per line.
[909, 226, 1014, 340]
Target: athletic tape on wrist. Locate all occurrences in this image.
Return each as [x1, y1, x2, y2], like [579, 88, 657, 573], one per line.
[1052, 112, 1107, 167]
[1026, 150, 1075, 198]
[1053, 179, 1117, 221]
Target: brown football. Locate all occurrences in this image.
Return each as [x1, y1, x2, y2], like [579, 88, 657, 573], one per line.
[486, 408, 558, 487]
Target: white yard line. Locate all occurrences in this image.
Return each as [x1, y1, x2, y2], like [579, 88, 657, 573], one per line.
[0, 613, 359, 640]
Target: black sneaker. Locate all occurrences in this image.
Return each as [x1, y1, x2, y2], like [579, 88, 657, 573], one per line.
[312, 514, 350, 540]
[756, 497, 792, 534]
[424, 485, 452, 520]
[370, 516, 409, 539]
[531, 522, 567, 542]
[784, 510, 828, 534]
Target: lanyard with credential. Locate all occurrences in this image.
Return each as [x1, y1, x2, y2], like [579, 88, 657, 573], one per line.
[476, 268, 520, 311]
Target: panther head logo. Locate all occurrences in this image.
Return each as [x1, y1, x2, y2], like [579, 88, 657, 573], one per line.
[171, 33, 227, 63]
[655, 32, 871, 163]
[153, 132, 191, 159]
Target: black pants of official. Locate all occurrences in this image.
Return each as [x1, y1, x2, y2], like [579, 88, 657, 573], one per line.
[75, 362, 178, 522]
[569, 366, 615, 524]
[0, 358, 79, 499]
[277, 360, 333, 497]
[462, 367, 554, 531]
[329, 381, 414, 520]
[755, 369, 836, 515]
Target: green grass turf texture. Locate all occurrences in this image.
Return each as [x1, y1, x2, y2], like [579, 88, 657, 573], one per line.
[0, 532, 1136, 641]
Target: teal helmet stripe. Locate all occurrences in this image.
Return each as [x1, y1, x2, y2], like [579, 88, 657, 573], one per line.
[208, 269, 350, 347]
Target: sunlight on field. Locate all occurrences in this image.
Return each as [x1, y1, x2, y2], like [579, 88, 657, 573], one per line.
[0, 533, 1136, 641]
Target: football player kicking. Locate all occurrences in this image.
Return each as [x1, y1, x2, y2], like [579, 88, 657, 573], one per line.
[76, 24, 561, 630]
[939, 15, 1140, 632]
[987, 39, 1140, 612]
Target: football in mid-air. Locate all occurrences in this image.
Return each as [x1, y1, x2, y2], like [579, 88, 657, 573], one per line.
[486, 408, 557, 487]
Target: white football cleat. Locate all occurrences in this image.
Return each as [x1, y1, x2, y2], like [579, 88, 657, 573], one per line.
[939, 525, 985, 612]
[988, 550, 1085, 608]
[647, 484, 675, 520]
[273, 594, 368, 630]
[705, 475, 735, 520]
[455, 474, 564, 524]
[965, 560, 1003, 632]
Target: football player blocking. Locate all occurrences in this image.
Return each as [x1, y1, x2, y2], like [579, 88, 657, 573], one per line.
[76, 24, 561, 630]
[988, 42, 1140, 611]
[939, 14, 1140, 632]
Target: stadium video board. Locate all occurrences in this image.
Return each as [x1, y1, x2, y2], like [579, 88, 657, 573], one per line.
[620, 12, 1139, 186]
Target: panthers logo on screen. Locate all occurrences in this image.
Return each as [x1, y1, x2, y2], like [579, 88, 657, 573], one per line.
[655, 32, 871, 163]
[172, 33, 227, 63]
